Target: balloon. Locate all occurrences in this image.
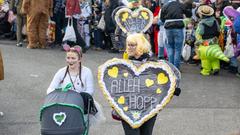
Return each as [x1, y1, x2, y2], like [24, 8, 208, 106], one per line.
[223, 6, 240, 20]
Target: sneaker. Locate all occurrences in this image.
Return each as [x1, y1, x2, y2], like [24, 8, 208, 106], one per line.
[10, 34, 16, 40]
[96, 47, 102, 51]
[92, 46, 97, 50]
[119, 48, 125, 52]
[82, 48, 87, 53]
[236, 73, 240, 78]
[16, 42, 23, 47]
[85, 46, 90, 50]
[108, 48, 120, 53]
[212, 69, 219, 75]
[189, 60, 200, 65]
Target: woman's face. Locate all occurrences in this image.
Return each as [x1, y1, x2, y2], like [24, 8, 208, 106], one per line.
[66, 52, 81, 69]
[132, 2, 140, 8]
[127, 42, 137, 57]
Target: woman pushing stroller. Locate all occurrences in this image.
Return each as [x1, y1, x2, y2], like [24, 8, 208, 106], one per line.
[41, 44, 104, 135]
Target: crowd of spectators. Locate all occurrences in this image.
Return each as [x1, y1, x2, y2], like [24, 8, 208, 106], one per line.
[0, 0, 239, 76]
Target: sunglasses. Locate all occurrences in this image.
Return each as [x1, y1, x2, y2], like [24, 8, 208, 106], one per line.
[128, 43, 137, 47]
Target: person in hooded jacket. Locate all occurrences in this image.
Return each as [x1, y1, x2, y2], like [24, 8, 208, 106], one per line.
[195, 5, 230, 75]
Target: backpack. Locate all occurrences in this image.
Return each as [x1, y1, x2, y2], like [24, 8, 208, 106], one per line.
[202, 21, 220, 40]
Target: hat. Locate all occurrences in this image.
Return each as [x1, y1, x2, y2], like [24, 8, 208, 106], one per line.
[198, 5, 214, 16]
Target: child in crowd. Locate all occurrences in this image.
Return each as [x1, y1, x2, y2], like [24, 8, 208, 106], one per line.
[78, 0, 92, 49]
[185, 19, 197, 64]
[195, 5, 229, 75]
[92, 1, 104, 51]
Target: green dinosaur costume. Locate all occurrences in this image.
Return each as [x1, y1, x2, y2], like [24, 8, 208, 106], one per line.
[198, 45, 229, 75]
[196, 16, 229, 75]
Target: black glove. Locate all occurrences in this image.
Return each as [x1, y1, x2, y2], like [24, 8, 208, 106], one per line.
[174, 88, 181, 96]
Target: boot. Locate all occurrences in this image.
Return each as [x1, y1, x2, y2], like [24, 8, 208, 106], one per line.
[10, 33, 17, 40]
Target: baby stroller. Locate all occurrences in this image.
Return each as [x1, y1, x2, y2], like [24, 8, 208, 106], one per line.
[40, 89, 95, 135]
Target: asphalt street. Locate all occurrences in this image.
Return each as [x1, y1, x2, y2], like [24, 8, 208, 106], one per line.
[0, 41, 239, 135]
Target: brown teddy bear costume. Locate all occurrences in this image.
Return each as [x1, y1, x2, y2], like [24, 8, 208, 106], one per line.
[21, 0, 53, 49]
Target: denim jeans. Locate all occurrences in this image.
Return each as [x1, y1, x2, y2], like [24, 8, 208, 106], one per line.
[93, 28, 103, 48]
[165, 28, 184, 69]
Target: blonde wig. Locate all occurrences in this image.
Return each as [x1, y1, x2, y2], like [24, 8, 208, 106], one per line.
[126, 33, 151, 57]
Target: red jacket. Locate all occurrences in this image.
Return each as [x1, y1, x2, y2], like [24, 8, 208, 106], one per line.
[66, 0, 81, 17]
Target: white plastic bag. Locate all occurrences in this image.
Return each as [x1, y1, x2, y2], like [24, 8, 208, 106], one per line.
[224, 34, 235, 58]
[182, 44, 191, 61]
[224, 44, 235, 58]
[158, 25, 166, 47]
[97, 15, 105, 31]
[22, 24, 27, 35]
[88, 100, 106, 127]
[63, 18, 76, 42]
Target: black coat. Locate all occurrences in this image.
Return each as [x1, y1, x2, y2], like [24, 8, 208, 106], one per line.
[160, 0, 192, 29]
[104, 0, 119, 33]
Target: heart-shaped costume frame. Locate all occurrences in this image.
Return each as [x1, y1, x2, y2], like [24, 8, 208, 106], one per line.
[98, 58, 178, 128]
[114, 7, 153, 34]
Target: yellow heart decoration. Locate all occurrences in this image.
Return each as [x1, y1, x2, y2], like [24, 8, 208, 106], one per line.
[141, 11, 149, 19]
[118, 96, 125, 105]
[122, 12, 129, 22]
[145, 79, 154, 87]
[123, 72, 128, 78]
[123, 106, 128, 111]
[108, 66, 118, 78]
[156, 88, 162, 94]
[157, 73, 168, 85]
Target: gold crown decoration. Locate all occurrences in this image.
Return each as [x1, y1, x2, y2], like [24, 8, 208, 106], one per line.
[114, 7, 153, 34]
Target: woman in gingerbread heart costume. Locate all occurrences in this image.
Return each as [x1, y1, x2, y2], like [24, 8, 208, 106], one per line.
[99, 3, 181, 135]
